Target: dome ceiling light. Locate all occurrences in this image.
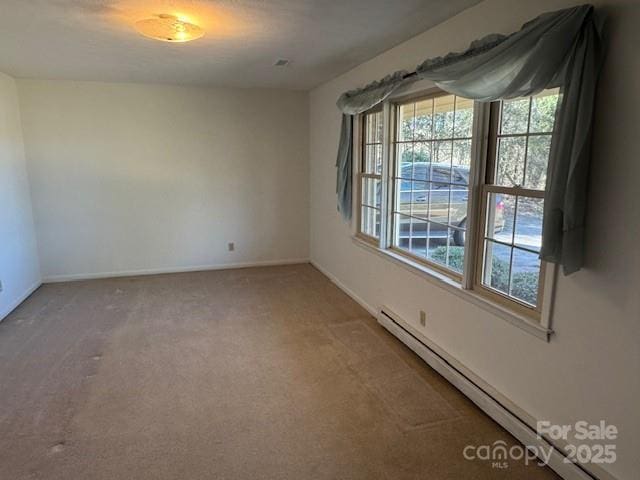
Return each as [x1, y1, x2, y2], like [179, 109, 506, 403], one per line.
[135, 14, 204, 43]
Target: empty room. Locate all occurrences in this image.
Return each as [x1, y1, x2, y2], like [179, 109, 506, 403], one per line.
[0, 1, 638, 479]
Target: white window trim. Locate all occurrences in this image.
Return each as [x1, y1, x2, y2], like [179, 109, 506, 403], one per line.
[351, 79, 556, 341]
[356, 107, 384, 244]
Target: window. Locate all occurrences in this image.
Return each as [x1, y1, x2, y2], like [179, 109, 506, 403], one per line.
[391, 93, 473, 277]
[355, 86, 561, 323]
[476, 89, 560, 315]
[357, 109, 383, 241]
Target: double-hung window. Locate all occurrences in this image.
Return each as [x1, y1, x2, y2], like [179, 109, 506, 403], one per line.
[355, 86, 561, 326]
[391, 92, 474, 277]
[357, 108, 384, 242]
[477, 90, 560, 317]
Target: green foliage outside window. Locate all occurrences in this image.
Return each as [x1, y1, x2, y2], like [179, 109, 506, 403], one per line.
[432, 246, 539, 305]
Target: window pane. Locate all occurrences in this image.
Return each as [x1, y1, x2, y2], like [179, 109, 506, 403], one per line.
[411, 181, 429, 219]
[414, 98, 433, 140]
[412, 142, 431, 174]
[496, 136, 526, 187]
[483, 240, 512, 296]
[510, 248, 541, 306]
[361, 177, 381, 208]
[514, 197, 543, 252]
[429, 230, 465, 273]
[430, 163, 451, 183]
[486, 192, 515, 244]
[434, 95, 455, 138]
[500, 97, 530, 134]
[530, 90, 559, 133]
[364, 145, 374, 173]
[447, 233, 465, 274]
[375, 144, 383, 174]
[395, 178, 412, 217]
[409, 217, 428, 258]
[428, 240, 447, 267]
[428, 183, 450, 224]
[452, 139, 471, 168]
[394, 213, 411, 251]
[366, 113, 375, 143]
[449, 185, 468, 230]
[524, 135, 551, 190]
[412, 161, 430, 182]
[454, 97, 474, 138]
[397, 143, 413, 176]
[364, 144, 382, 174]
[364, 110, 383, 144]
[374, 111, 381, 143]
[398, 103, 415, 142]
[452, 166, 470, 187]
[361, 206, 380, 238]
[434, 140, 452, 167]
[430, 225, 448, 261]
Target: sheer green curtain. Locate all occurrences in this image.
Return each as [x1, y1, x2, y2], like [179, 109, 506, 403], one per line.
[335, 4, 604, 273]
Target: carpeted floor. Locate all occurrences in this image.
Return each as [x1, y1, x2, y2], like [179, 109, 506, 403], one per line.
[0, 264, 559, 479]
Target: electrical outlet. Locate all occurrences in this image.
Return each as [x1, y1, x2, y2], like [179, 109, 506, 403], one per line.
[227, 242, 235, 252]
[419, 310, 427, 327]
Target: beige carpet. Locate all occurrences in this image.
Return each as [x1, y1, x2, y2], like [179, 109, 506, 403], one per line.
[0, 264, 559, 479]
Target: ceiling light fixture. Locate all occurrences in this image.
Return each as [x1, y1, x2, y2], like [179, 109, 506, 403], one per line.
[135, 14, 204, 43]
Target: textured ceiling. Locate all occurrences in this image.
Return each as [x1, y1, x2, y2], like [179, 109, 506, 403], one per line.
[0, 0, 481, 90]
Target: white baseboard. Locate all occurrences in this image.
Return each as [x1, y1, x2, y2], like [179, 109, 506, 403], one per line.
[309, 260, 378, 317]
[43, 258, 310, 283]
[0, 280, 42, 322]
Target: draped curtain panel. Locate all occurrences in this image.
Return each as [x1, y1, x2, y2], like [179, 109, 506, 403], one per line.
[335, 114, 353, 221]
[335, 4, 604, 274]
[335, 71, 418, 221]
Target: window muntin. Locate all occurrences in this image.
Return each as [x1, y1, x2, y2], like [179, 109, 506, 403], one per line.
[391, 93, 474, 276]
[358, 109, 383, 240]
[477, 89, 560, 312]
[354, 87, 560, 323]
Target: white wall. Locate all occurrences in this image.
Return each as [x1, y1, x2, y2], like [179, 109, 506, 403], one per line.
[309, 1, 640, 479]
[18, 81, 309, 280]
[0, 72, 41, 320]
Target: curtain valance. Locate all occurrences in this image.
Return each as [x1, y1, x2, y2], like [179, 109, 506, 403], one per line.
[335, 4, 604, 274]
[335, 72, 419, 222]
[336, 70, 418, 115]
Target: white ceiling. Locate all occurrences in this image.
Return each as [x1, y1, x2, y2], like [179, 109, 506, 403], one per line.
[0, 0, 481, 90]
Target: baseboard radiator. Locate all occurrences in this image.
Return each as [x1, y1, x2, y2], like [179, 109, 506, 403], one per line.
[377, 307, 600, 480]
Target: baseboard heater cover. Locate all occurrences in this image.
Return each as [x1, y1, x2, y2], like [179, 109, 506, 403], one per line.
[377, 307, 598, 480]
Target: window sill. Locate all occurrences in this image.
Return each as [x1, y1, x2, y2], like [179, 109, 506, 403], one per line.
[351, 236, 553, 342]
